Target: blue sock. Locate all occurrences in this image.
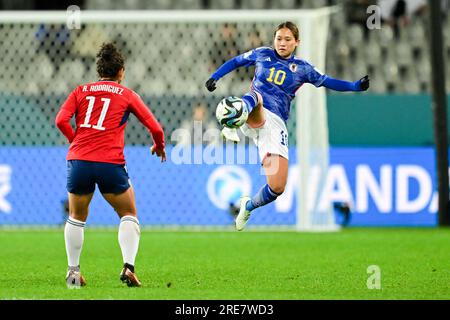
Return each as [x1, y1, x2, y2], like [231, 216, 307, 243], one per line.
[241, 91, 259, 113]
[246, 184, 281, 212]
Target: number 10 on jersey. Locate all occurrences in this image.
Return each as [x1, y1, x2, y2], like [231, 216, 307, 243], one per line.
[80, 96, 110, 131]
[266, 67, 286, 85]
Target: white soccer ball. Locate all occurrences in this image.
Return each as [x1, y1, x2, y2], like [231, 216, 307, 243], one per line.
[215, 96, 248, 129]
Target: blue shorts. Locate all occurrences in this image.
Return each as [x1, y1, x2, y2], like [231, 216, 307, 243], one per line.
[67, 160, 131, 194]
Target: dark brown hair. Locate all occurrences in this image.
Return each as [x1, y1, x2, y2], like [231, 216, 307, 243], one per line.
[273, 21, 300, 40]
[96, 42, 125, 79]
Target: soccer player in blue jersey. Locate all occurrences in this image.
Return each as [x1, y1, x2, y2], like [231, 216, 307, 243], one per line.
[205, 21, 369, 231]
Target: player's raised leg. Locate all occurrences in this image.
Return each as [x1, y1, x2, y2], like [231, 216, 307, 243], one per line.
[102, 186, 142, 287]
[243, 91, 265, 128]
[65, 192, 92, 288]
[236, 154, 288, 231]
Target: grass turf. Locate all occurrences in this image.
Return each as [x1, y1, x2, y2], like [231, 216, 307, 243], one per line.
[0, 228, 449, 300]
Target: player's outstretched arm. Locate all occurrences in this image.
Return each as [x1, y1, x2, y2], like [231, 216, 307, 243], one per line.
[321, 75, 370, 92]
[205, 54, 255, 92]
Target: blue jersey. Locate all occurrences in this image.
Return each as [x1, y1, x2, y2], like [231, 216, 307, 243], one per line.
[211, 46, 328, 122]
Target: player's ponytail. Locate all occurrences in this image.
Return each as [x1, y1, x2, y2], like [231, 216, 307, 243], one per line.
[273, 21, 300, 41]
[96, 42, 125, 79]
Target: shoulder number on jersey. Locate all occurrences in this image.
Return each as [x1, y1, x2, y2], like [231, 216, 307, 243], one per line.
[80, 96, 110, 131]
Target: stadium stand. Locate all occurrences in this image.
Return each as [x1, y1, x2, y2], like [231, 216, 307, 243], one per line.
[0, 0, 448, 146]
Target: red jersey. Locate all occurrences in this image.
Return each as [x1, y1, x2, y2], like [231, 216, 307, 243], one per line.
[55, 80, 165, 164]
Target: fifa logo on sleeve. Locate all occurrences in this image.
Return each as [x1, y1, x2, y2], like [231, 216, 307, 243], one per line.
[0, 165, 12, 214]
[366, 265, 381, 289]
[66, 5, 81, 30]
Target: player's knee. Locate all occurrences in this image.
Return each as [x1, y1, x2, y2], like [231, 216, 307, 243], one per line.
[269, 183, 285, 196]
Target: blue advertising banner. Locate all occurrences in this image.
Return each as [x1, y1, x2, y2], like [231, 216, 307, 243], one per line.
[0, 146, 438, 226]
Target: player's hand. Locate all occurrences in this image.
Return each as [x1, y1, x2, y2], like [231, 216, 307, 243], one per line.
[151, 145, 167, 162]
[357, 75, 370, 91]
[205, 78, 217, 92]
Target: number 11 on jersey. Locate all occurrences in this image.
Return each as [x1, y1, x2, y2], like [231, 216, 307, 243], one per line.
[80, 96, 111, 131]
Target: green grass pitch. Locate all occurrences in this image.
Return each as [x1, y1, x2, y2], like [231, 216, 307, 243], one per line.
[0, 228, 449, 300]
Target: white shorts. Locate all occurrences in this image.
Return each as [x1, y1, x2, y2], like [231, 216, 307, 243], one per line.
[240, 108, 289, 162]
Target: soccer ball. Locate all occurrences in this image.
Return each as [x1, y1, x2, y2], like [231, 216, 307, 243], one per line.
[215, 96, 248, 129]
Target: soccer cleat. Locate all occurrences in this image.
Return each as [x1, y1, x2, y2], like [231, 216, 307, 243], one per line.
[66, 266, 86, 289]
[235, 196, 252, 231]
[120, 266, 142, 287]
[221, 127, 240, 143]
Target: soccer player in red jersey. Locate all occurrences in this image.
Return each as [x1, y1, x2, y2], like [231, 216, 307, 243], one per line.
[55, 43, 166, 288]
